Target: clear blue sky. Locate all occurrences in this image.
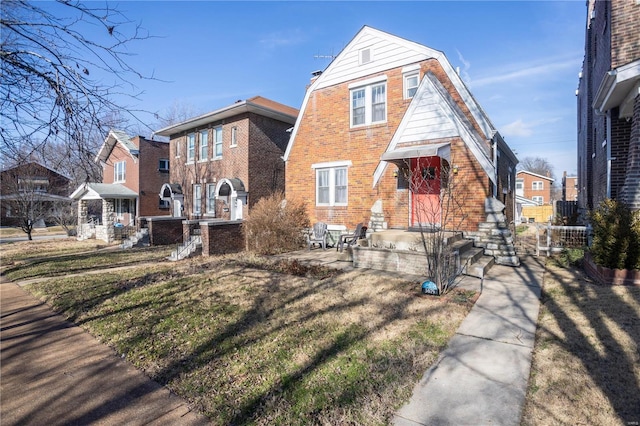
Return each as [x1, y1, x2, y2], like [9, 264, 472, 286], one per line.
[87, 1, 587, 178]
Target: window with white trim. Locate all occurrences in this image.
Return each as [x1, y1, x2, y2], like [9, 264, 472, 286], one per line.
[315, 166, 348, 206]
[158, 159, 169, 172]
[206, 184, 216, 215]
[214, 126, 223, 158]
[231, 126, 238, 147]
[193, 184, 202, 216]
[199, 130, 208, 161]
[532, 196, 544, 205]
[350, 82, 386, 127]
[114, 161, 126, 183]
[187, 133, 195, 163]
[175, 140, 181, 158]
[532, 181, 544, 190]
[404, 72, 419, 99]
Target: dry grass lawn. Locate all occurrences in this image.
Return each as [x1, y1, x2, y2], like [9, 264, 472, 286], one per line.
[15, 241, 477, 425]
[522, 261, 640, 425]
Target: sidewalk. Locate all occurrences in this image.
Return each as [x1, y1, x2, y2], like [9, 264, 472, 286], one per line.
[394, 255, 544, 425]
[0, 278, 211, 426]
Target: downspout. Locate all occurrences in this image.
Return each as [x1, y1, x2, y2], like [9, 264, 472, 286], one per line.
[606, 110, 614, 198]
[492, 136, 498, 198]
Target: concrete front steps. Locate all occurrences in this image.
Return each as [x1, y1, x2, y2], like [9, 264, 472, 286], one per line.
[449, 234, 495, 279]
[169, 235, 202, 261]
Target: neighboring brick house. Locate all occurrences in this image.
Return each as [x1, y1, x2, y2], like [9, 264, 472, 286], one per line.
[577, 0, 640, 213]
[71, 130, 170, 242]
[562, 173, 578, 202]
[284, 26, 518, 235]
[155, 96, 298, 221]
[516, 170, 554, 205]
[0, 161, 71, 227]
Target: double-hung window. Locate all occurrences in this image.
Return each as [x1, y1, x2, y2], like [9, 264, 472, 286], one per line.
[193, 184, 202, 216]
[313, 161, 351, 206]
[532, 181, 544, 190]
[350, 77, 387, 127]
[114, 161, 126, 183]
[404, 72, 419, 99]
[206, 184, 216, 215]
[187, 133, 195, 163]
[230, 126, 238, 147]
[532, 196, 544, 205]
[214, 126, 223, 158]
[199, 130, 208, 161]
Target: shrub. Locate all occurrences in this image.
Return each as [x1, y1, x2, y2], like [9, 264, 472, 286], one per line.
[243, 192, 310, 255]
[588, 199, 640, 270]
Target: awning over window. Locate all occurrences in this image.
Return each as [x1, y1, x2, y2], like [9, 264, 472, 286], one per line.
[380, 143, 450, 165]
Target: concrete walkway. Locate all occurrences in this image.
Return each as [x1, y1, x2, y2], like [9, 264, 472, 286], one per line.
[394, 255, 545, 426]
[0, 278, 210, 426]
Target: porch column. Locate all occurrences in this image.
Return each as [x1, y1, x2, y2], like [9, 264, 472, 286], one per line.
[103, 199, 115, 243]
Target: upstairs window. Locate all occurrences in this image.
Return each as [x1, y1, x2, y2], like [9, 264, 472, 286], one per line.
[532, 181, 544, 190]
[404, 72, 419, 99]
[214, 126, 223, 158]
[231, 126, 238, 147]
[199, 130, 208, 161]
[350, 81, 386, 127]
[187, 133, 195, 163]
[114, 161, 126, 183]
[158, 159, 169, 172]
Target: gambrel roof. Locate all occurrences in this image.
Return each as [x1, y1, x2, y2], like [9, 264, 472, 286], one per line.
[284, 26, 506, 165]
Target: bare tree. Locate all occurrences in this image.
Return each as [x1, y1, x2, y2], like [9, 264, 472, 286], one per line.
[403, 157, 467, 295]
[518, 156, 555, 178]
[1, 0, 154, 173]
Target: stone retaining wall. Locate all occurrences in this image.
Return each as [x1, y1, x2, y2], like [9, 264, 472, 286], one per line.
[352, 246, 427, 276]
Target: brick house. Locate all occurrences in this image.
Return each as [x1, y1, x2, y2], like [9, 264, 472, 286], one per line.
[71, 129, 170, 242]
[284, 26, 518, 237]
[155, 96, 298, 221]
[0, 161, 72, 227]
[562, 173, 578, 202]
[516, 170, 554, 205]
[577, 0, 640, 213]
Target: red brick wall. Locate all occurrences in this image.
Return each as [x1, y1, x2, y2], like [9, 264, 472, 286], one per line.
[201, 221, 244, 255]
[169, 113, 290, 219]
[517, 172, 553, 204]
[286, 59, 493, 232]
[137, 137, 170, 217]
[146, 217, 183, 245]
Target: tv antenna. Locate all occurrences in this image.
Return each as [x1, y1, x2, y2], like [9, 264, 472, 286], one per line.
[314, 49, 335, 60]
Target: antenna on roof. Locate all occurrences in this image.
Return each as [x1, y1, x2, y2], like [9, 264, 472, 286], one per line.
[314, 49, 335, 60]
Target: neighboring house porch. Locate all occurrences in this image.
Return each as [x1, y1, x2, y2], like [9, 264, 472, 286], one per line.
[70, 183, 138, 243]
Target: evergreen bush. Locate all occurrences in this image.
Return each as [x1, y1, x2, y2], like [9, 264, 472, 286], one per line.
[588, 199, 640, 270]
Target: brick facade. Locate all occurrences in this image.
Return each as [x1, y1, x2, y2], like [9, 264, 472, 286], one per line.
[517, 171, 554, 205]
[285, 27, 516, 233]
[577, 0, 640, 213]
[159, 97, 297, 220]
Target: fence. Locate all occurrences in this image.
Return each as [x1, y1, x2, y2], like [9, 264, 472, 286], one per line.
[535, 223, 591, 256]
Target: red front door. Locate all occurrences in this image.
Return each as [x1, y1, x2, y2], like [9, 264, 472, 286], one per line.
[410, 157, 442, 229]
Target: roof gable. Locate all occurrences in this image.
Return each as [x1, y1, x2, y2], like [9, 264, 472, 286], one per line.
[517, 170, 554, 182]
[373, 72, 495, 186]
[1, 161, 72, 181]
[95, 130, 140, 166]
[284, 25, 497, 162]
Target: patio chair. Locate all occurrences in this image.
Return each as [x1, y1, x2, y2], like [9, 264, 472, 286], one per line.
[337, 223, 367, 252]
[307, 222, 328, 250]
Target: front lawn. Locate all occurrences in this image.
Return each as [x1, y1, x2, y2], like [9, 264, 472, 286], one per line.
[23, 249, 476, 425]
